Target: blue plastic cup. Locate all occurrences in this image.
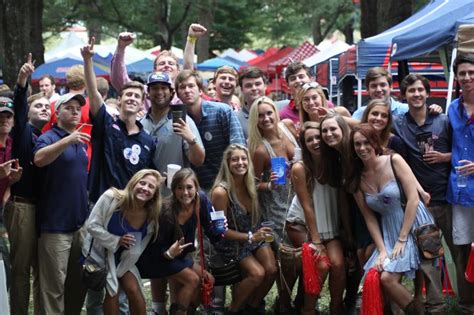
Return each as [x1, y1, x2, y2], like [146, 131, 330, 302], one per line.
[210, 211, 226, 234]
[271, 157, 287, 185]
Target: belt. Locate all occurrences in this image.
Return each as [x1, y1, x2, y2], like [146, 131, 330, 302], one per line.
[11, 195, 36, 204]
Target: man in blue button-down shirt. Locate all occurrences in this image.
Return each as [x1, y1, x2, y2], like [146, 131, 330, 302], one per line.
[447, 54, 474, 315]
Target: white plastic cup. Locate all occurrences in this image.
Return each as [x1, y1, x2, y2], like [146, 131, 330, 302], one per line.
[129, 232, 142, 255]
[167, 164, 182, 189]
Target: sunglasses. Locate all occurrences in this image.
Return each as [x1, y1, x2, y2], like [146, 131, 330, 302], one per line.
[302, 82, 320, 89]
[0, 101, 14, 108]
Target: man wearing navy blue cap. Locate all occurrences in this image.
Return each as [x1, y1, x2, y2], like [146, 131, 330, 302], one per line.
[141, 72, 204, 194]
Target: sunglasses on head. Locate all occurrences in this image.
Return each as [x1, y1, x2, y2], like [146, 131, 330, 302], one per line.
[0, 101, 13, 108]
[302, 82, 320, 89]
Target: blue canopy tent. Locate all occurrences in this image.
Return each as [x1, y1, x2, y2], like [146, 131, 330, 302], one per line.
[32, 58, 109, 84]
[196, 56, 246, 72]
[391, 5, 474, 62]
[391, 6, 474, 108]
[355, 0, 472, 107]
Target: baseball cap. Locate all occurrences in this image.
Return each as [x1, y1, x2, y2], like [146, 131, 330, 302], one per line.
[147, 72, 173, 87]
[0, 97, 14, 116]
[55, 93, 86, 110]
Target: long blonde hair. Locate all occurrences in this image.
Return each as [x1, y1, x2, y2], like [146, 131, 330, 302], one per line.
[111, 169, 162, 240]
[211, 144, 260, 225]
[247, 96, 281, 157]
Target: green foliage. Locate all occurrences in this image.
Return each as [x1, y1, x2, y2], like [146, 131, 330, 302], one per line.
[42, 0, 357, 51]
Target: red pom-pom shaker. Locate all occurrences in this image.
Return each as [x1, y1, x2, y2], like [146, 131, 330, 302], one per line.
[465, 243, 474, 283]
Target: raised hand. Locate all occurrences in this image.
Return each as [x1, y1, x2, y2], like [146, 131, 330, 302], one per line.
[17, 53, 35, 87]
[117, 32, 136, 49]
[188, 23, 207, 38]
[80, 37, 96, 60]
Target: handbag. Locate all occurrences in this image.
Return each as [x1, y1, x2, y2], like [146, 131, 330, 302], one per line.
[196, 201, 214, 306]
[390, 155, 444, 260]
[413, 224, 445, 259]
[81, 239, 108, 291]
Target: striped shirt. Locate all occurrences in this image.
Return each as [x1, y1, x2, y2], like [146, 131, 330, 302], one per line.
[188, 100, 245, 189]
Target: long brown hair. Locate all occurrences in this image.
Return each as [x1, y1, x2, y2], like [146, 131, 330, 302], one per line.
[345, 124, 384, 193]
[318, 111, 352, 187]
[360, 99, 393, 146]
[299, 121, 322, 194]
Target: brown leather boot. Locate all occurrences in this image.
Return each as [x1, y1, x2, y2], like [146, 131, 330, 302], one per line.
[404, 299, 426, 315]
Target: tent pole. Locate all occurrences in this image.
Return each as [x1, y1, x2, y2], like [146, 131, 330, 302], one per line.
[446, 47, 457, 112]
[357, 77, 362, 109]
[329, 61, 333, 103]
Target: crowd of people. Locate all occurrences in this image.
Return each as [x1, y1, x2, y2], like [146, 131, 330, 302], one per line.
[0, 23, 473, 315]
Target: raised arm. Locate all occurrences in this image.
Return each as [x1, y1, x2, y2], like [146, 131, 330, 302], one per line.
[14, 53, 35, 133]
[110, 32, 135, 91]
[34, 126, 90, 167]
[81, 37, 103, 117]
[183, 23, 207, 70]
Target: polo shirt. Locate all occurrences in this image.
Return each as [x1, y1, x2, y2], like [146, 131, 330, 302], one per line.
[33, 125, 89, 233]
[392, 110, 452, 206]
[447, 97, 474, 206]
[89, 105, 156, 203]
[11, 84, 41, 201]
[188, 100, 245, 189]
[352, 97, 409, 120]
[236, 106, 249, 139]
[279, 100, 300, 124]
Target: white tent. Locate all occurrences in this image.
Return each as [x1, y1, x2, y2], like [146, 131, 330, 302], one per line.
[303, 41, 351, 67]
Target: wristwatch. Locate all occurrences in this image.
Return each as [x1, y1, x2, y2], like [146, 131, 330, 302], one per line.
[189, 137, 198, 146]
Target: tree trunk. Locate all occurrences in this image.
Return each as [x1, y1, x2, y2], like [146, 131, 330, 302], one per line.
[196, 0, 216, 62]
[2, 0, 44, 88]
[361, 0, 412, 38]
[312, 17, 323, 45]
[360, 0, 378, 38]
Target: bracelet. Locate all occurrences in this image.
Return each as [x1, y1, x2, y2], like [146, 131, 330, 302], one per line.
[248, 231, 253, 244]
[311, 241, 323, 246]
[165, 249, 175, 259]
[187, 35, 197, 44]
[397, 238, 408, 243]
[267, 181, 272, 191]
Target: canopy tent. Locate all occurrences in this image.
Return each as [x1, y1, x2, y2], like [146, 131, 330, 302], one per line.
[250, 47, 294, 73]
[356, 0, 472, 79]
[303, 42, 351, 68]
[127, 58, 154, 73]
[196, 56, 246, 72]
[220, 48, 258, 62]
[268, 41, 319, 75]
[246, 47, 279, 66]
[32, 58, 108, 83]
[391, 1, 474, 62]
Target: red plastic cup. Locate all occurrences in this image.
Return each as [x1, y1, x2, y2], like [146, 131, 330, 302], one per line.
[465, 243, 474, 283]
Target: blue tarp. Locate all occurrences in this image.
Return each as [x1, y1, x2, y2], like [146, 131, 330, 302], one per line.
[127, 58, 154, 74]
[392, 6, 474, 60]
[196, 56, 246, 72]
[32, 58, 108, 82]
[357, 0, 474, 78]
